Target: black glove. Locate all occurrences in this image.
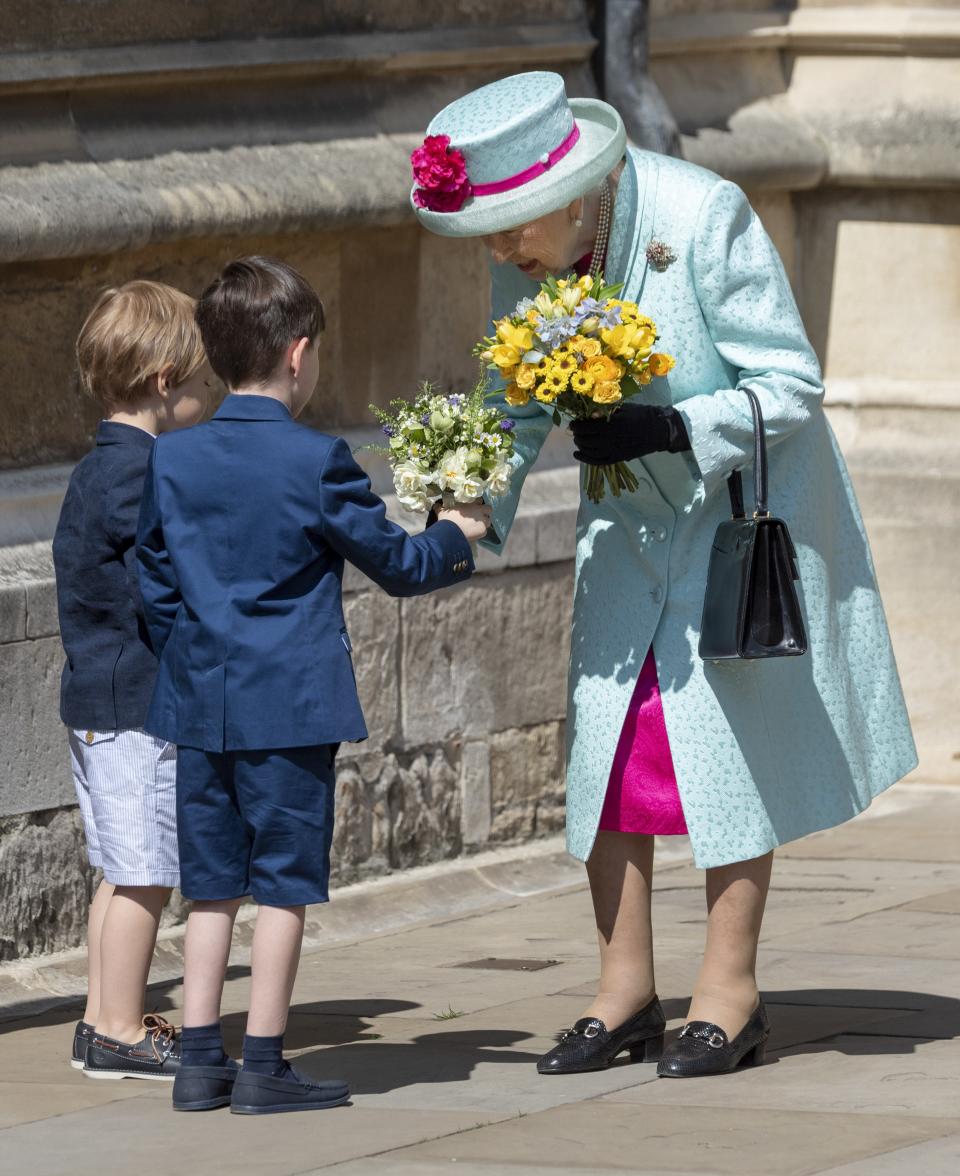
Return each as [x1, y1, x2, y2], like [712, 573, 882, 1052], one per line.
[571, 403, 691, 465]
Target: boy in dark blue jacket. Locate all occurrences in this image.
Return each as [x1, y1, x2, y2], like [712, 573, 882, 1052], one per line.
[137, 256, 488, 1114]
[54, 279, 210, 1081]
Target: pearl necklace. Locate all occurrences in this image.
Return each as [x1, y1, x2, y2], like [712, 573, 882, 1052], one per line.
[589, 179, 611, 279]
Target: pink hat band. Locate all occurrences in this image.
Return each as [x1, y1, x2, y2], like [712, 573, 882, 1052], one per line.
[471, 123, 581, 197]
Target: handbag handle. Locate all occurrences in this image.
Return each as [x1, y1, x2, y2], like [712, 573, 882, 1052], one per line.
[726, 388, 768, 518]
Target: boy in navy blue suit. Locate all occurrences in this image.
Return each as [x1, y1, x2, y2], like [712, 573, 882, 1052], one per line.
[137, 256, 489, 1114]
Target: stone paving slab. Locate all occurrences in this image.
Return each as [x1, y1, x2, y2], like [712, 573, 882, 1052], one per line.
[0, 1097, 511, 1176]
[604, 1035, 960, 1118]
[379, 1103, 960, 1176]
[763, 908, 960, 959]
[816, 1133, 960, 1175]
[0, 783, 958, 1175]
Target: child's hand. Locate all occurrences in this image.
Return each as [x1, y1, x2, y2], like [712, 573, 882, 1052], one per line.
[437, 501, 492, 542]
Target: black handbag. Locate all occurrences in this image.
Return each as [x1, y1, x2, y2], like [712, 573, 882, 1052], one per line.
[699, 389, 808, 660]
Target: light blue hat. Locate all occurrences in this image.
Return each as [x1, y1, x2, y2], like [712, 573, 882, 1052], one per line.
[411, 72, 626, 238]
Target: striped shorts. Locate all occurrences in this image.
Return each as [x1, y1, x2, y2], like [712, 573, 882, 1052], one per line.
[68, 727, 180, 888]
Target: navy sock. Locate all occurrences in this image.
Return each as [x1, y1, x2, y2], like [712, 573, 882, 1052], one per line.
[242, 1033, 289, 1077]
[181, 1022, 228, 1067]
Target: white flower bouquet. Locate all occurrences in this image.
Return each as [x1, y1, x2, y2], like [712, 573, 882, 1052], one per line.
[367, 379, 515, 513]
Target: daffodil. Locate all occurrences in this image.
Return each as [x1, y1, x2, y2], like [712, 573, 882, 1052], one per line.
[496, 320, 534, 353]
[490, 343, 521, 371]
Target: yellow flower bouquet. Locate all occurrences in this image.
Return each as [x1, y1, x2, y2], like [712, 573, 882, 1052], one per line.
[474, 273, 676, 504]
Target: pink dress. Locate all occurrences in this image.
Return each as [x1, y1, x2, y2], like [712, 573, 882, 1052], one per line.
[598, 648, 688, 835]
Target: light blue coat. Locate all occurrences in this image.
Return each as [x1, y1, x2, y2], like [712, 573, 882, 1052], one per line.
[484, 147, 917, 869]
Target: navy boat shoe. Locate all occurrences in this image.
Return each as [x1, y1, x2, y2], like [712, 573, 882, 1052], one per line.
[230, 1065, 350, 1115]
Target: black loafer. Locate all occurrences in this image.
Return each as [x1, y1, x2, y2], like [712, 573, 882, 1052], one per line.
[657, 1000, 770, 1078]
[230, 1065, 350, 1115]
[173, 1059, 240, 1111]
[537, 996, 666, 1075]
[83, 1014, 181, 1081]
[71, 1020, 94, 1070]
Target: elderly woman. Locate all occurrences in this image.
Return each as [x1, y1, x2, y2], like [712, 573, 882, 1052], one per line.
[411, 72, 917, 1078]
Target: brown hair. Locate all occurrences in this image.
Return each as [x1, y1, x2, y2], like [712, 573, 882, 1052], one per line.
[76, 280, 206, 410]
[195, 256, 324, 389]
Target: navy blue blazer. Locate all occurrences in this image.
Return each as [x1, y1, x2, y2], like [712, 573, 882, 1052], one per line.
[136, 394, 475, 752]
[53, 421, 158, 730]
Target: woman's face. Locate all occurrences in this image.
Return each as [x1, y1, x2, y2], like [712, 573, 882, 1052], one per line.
[481, 201, 582, 282]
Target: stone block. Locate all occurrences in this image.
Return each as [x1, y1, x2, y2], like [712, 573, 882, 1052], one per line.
[25, 578, 58, 639]
[331, 745, 463, 885]
[0, 584, 26, 644]
[534, 506, 577, 565]
[400, 563, 573, 745]
[0, 636, 73, 817]
[489, 721, 565, 841]
[460, 740, 491, 846]
[0, 808, 95, 961]
[341, 590, 401, 755]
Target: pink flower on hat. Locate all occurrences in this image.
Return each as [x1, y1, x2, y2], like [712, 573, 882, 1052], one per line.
[411, 134, 472, 213]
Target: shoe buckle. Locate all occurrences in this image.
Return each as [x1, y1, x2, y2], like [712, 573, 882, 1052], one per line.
[583, 1022, 601, 1039]
[707, 1032, 725, 1049]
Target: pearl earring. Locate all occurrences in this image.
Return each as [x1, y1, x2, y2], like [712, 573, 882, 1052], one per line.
[574, 217, 583, 228]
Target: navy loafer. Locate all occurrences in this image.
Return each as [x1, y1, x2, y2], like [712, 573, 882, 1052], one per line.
[230, 1065, 350, 1115]
[173, 1059, 241, 1111]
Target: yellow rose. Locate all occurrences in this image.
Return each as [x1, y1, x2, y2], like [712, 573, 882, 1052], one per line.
[576, 274, 593, 292]
[496, 321, 534, 352]
[579, 337, 602, 359]
[647, 352, 676, 377]
[505, 382, 530, 407]
[585, 355, 619, 383]
[592, 380, 622, 404]
[515, 364, 537, 390]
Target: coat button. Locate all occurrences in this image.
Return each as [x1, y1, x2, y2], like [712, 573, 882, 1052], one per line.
[652, 587, 663, 604]
[654, 526, 667, 542]
[85, 730, 95, 745]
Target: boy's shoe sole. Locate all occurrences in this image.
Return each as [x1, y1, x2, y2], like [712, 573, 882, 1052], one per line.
[174, 1093, 233, 1111]
[230, 1093, 351, 1115]
[70, 1058, 85, 1071]
[83, 1068, 176, 1081]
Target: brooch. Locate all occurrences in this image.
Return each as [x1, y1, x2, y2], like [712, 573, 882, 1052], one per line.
[645, 239, 677, 272]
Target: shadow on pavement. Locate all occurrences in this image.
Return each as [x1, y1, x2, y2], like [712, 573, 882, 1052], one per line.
[658, 989, 960, 1058]
[294, 1031, 540, 1093]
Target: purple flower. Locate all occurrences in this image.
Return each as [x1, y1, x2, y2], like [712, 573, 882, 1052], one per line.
[382, 425, 395, 436]
[574, 297, 604, 323]
[421, 413, 431, 425]
[535, 313, 578, 349]
[448, 394, 464, 407]
[599, 304, 623, 330]
[499, 419, 515, 432]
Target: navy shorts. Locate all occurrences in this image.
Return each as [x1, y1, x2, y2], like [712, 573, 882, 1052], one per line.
[176, 744, 337, 907]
